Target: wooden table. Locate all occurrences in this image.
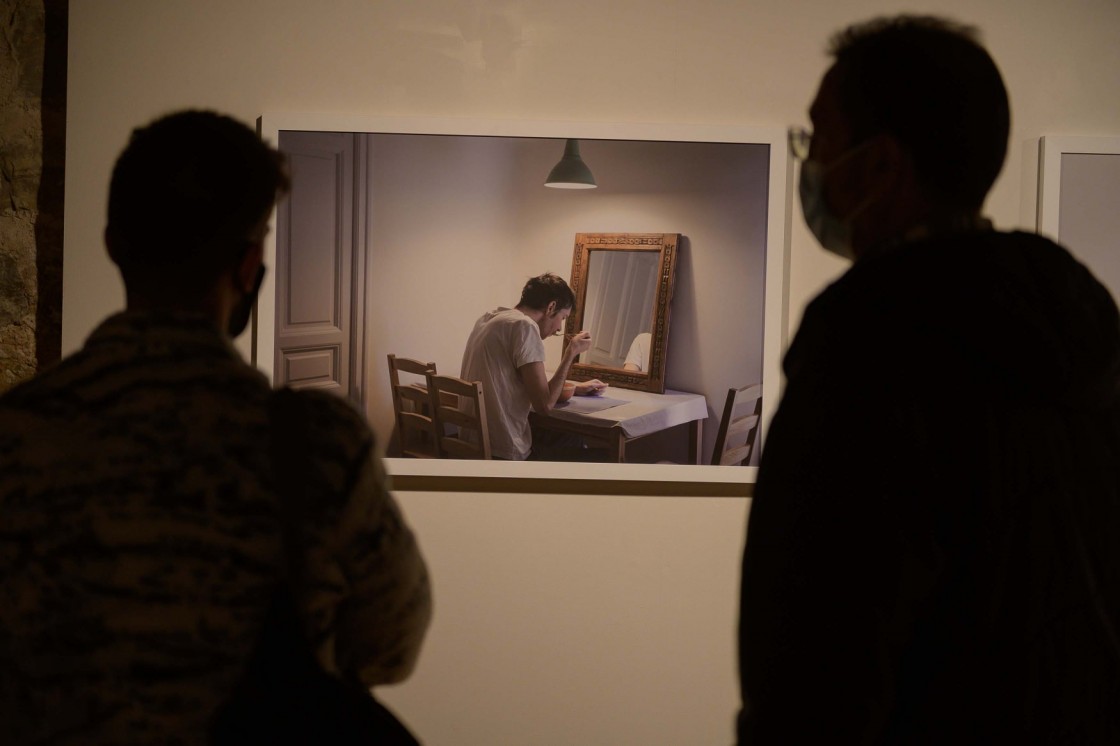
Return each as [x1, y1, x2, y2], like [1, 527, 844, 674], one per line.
[529, 387, 708, 463]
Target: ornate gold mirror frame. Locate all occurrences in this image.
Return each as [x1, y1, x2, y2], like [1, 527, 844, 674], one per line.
[565, 232, 680, 394]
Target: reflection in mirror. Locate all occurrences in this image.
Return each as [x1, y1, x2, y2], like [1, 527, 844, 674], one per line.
[566, 233, 679, 394]
[580, 251, 659, 369]
[622, 332, 651, 372]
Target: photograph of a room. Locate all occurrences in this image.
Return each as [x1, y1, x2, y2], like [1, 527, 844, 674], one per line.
[266, 126, 784, 468]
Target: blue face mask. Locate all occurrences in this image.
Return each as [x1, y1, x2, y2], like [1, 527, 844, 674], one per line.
[798, 140, 877, 261]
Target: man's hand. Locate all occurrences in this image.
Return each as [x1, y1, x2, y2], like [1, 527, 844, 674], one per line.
[565, 330, 592, 359]
[574, 379, 608, 396]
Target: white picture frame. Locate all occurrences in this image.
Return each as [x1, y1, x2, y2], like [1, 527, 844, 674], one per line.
[257, 114, 792, 495]
[1037, 135, 1120, 306]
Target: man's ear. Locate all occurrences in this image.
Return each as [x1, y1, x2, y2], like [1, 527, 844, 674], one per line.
[866, 133, 911, 188]
[546, 300, 557, 316]
[235, 241, 264, 293]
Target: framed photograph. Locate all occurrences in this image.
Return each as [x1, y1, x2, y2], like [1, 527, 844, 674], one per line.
[256, 114, 792, 494]
[1037, 135, 1120, 305]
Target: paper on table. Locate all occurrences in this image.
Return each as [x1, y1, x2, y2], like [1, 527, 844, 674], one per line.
[555, 395, 628, 414]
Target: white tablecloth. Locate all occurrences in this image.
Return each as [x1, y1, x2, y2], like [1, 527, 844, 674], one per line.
[547, 387, 708, 439]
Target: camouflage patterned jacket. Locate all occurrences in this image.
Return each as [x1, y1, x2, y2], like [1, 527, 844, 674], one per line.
[0, 311, 431, 745]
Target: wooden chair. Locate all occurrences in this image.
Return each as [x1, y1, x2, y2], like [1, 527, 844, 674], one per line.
[426, 373, 491, 460]
[711, 383, 762, 466]
[387, 354, 438, 458]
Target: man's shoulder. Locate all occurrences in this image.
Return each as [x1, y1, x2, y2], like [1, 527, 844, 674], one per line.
[0, 349, 108, 431]
[485, 307, 533, 328]
[885, 228, 1071, 276]
[815, 229, 1082, 310]
[794, 228, 1118, 392]
[270, 388, 379, 506]
[277, 388, 371, 442]
[470, 308, 539, 346]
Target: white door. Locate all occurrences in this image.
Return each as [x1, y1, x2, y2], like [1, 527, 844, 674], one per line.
[274, 131, 365, 404]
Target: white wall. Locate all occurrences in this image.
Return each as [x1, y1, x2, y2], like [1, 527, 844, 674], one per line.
[65, 2, 1120, 744]
[64, 1, 1120, 356]
[385, 491, 749, 745]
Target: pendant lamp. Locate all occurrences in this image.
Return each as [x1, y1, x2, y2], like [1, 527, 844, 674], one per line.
[544, 139, 597, 189]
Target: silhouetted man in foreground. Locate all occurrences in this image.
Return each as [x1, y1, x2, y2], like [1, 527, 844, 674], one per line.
[0, 111, 431, 743]
[738, 16, 1120, 744]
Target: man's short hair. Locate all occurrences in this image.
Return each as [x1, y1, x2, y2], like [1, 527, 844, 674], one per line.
[107, 110, 289, 286]
[827, 15, 1010, 211]
[519, 273, 575, 312]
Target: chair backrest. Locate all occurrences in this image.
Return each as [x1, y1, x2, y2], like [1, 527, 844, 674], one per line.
[426, 373, 491, 460]
[387, 354, 438, 458]
[711, 383, 763, 466]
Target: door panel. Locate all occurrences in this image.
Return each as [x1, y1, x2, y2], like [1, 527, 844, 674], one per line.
[275, 131, 354, 395]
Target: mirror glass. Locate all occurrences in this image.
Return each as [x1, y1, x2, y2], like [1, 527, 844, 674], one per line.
[581, 251, 658, 368]
[566, 233, 678, 394]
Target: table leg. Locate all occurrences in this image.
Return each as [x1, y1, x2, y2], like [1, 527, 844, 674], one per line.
[688, 420, 703, 465]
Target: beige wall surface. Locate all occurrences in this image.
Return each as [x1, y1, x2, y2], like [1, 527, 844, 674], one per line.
[64, 0, 1120, 354]
[65, 1, 1120, 743]
[385, 490, 749, 745]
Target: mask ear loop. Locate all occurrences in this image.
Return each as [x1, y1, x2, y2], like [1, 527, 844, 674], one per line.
[811, 136, 888, 228]
[227, 264, 266, 337]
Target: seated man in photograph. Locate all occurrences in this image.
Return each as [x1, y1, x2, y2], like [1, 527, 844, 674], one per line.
[461, 272, 608, 461]
[0, 110, 431, 743]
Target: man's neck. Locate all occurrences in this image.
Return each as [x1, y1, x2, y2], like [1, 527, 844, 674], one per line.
[855, 209, 989, 261]
[514, 304, 544, 323]
[124, 290, 226, 330]
[900, 212, 992, 243]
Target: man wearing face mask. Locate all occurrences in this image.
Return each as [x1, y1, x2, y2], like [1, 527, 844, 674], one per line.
[737, 16, 1120, 745]
[0, 111, 432, 743]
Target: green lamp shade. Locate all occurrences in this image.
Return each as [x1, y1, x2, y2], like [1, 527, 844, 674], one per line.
[545, 139, 597, 189]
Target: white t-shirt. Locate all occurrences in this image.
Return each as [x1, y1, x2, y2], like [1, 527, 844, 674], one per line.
[624, 331, 652, 372]
[460, 307, 545, 460]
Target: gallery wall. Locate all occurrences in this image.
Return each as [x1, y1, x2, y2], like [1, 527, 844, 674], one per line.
[64, 2, 1120, 744]
[63, 1, 1120, 356]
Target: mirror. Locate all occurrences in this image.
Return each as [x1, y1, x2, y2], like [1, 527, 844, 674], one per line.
[565, 233, 679, 394]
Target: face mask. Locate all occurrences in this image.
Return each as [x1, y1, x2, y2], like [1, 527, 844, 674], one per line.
[227, 265, 266, 337]
[798, 140, 877, 261]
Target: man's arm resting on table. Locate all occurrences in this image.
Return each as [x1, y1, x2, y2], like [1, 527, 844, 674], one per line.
[518, 332, 591, 414]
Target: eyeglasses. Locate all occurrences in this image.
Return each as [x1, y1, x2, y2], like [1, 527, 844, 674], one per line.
[788, 126, 812, 161]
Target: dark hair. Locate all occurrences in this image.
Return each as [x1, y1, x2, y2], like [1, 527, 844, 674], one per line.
[827, 15, 1010, 210]
[106, 110, 289, 285]
[518, 273, 575, 312]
